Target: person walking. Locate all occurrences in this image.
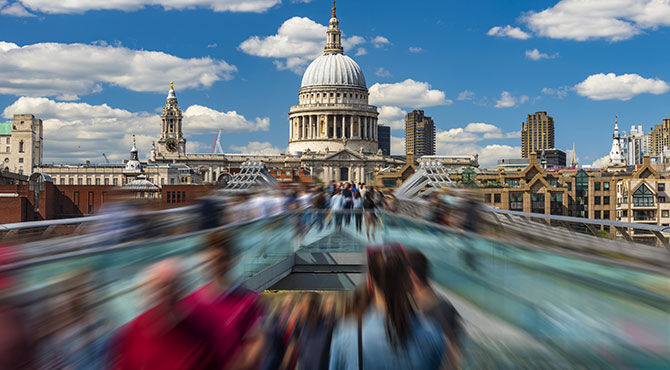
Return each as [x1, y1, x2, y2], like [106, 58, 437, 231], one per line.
[329, 247, 445, 370]
[329, 189, 345, 231]
[352, 190, 363, 233]
[363, 192, 377, 240]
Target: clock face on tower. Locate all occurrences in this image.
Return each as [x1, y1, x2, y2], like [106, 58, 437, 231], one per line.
[166, 139, 178, 152]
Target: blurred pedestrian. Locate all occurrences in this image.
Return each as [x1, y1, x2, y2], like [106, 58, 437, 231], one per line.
[109, 258, 217, 369]
[330, 189, 345, 231]
[180, 230, 266, 369]
[363, 192, 377, 240]
[352, 190, 363, 233]
[329, 247, 445, 370]
[407, 250, 462, 369]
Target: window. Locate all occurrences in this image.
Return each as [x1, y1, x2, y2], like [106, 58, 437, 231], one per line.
[104, 178, 109, 185]
[4, 137, 8, 144]
[18, 140, 24, 153]
[594, 196, 601, 205]
[622, 210, 628, 217]
[663, 210, 669, 218]
[505, 179, 519, 188]
[170, 178, 175, 184]
[113, 178, 118, 186]
[548, 178, 558, 187]
[95, 178, 100, 185]
[177, 191, 181, 203]
[182, 192, 186, 202]
[594, 182, 600, 191]
[167, 191, 171, 203]
[485, 194, 491, 203]
[494, 194, 501, 203]
[633, 185, 654, 207]
[603, 182, 610, 190]
[18, 158, 23, 163]
[567, 182, 572, 191]
[603, 196, 610, 205]
[594, 211, 601, 219]
[78, 178, 83, 185]
[88, 191, 94, 213]
[509, 193, 523, 211]
[73, 191, 80, 207]
[660, 196, 666, 203]
[659, 183, 665, 191]
[4, 146, 8, 152]
[161, 178, 164, 185]
[86, 178, 91, 185]
[69, 178, 74, 185]
[603, 210, 610, 219]
[59, 178, 65, 185]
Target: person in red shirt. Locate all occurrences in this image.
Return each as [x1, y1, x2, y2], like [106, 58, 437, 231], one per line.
[180, 230, 266, 370]
[109, 259, 216, 370]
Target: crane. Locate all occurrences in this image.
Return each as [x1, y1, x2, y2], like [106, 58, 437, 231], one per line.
[102, 153, 110, 163]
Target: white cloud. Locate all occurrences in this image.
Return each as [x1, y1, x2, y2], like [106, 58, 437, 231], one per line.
[457, 90, 475, 101]
[2, 97, 268, 162]
[487, 25, 531, 39]
[590, 155, 610, 168]
[525, 48, 557, 60]
[375, 67, 391, 78]
[435, 141, 521, 168]
[408, 47, 423, 53]
[207, 43, 218, 48]
[1, 2, 35, 16]
[378, 106, 406, 130]
[575, 73, 670, 101]
[390, 136, 405, 155]
[541, 86, 570, 99]
[522, 0, 670, 41]
[0, 41, 236, 98]
[371, 36, 390, 48]
[229, 141, 283, 155]
[436, 123, 519, 143]
[183, 105, 269, 133]
[369, 79, 451, 108]
[16, 0, 280, 14]
[239, 17, 382, 74]
[494, 91, 529, 108]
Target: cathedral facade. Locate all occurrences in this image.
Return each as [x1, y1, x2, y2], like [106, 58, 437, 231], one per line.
[149, 4, 402, 184]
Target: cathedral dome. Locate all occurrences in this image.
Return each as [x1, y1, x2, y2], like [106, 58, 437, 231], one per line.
[301, 53, 366, 89]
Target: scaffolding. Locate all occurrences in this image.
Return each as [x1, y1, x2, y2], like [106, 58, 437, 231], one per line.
[222, 161, 277, 193]
[394, 160, 455, 199]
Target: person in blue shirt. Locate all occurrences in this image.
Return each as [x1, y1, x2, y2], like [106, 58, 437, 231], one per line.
[329, 248, 445, 370]
[329, 189, 345, 230]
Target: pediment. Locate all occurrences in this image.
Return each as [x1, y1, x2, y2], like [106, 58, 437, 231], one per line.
[325, 149, 364, 161]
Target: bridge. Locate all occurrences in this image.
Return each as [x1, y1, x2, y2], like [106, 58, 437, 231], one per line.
[1, 198, 669, 368]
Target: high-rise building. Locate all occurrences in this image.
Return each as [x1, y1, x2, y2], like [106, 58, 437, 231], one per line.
[377, 125, 390, 155]
[620, 125, 649, 165]
[0, 114, 43, 175]
[521, 111, 554, 158]
[405, 110, 435, 156]
[649, 119, 670, 156]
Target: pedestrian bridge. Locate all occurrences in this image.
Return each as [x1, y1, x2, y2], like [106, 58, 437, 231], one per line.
[1, 204, 669, 368]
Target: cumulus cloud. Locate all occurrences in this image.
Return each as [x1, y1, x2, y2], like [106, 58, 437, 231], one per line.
[590, 155, 610, 168]
[229, 141, 283, 155]
[371, 36, 390, 48]
[14, 0, 280, 14]
[378, 106, 406, 130]
[375, 67, 391, 78]
[2, 97, 268, 162]
[183, 105, 269, 133]
[239, 17, 386, 74]
[541, 86, 570, 99]
[487, 25, 531, 39]
[525, 48, 557, 60]
[494, 91, 529, 108]
[369, 79, 451, 108]
[436, 123, 519, 143]
[1, 2, 35, 16]
[0, 41, 236, 98]
[390, 136, 405, 155]
[575, 73, 670, 101]
[408, 47, 423, 53]
[457, 90, 475, 101]
[435, 142, 521, 168]
[523, 0, 670, 41]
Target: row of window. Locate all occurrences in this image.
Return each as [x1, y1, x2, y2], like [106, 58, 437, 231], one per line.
[166, 191, 186, 204]
[57, 177, 177, 186]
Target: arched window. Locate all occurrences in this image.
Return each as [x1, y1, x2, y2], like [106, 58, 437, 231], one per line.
[633, 184, 654, 207]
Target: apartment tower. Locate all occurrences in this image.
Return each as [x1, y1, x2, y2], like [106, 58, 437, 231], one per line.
[405, 110, 435, 156]
[521, 111, 554, 158]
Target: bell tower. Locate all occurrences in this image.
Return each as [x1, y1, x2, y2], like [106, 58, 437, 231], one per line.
[156, 81, 186, 158]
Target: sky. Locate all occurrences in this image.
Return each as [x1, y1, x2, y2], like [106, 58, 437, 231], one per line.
[0, 0, 669, 168]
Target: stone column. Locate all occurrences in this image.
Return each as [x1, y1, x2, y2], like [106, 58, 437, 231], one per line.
[307, 115, 312, 139]
[374, 118, 377, 141]
[289, 118, 293, 140]
[349, 115, 354, 139]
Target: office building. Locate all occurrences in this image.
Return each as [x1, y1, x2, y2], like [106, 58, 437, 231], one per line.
[649, 119, 670, 157]
[405, 110, 435, 156]
[377, 125, 390, 155]
[521, 111, 554, 158]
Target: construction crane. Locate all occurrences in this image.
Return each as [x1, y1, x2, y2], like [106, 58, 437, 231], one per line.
[102, 153, 110, 163]
[210, 129, 224, 154]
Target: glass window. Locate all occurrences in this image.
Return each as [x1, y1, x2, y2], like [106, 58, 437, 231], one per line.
[659, 196, 666, 203]
[485, 194, 491, 203]
[86, 178, 91, 185]
[603, 196, 610, 205]
[623, 210, 628, 217]
[663, 210, 669, 218]
[603, 182, 610, 190]
[78, 178, 82, 185]
[594, 196, 600, 205]
[69, 178, 74, 185]
[594, 211, 600, 219]
[113, 178, 118, 186]
[603, 210, 610, 219]
[18, 158, 23, 163]
[567, 182, 572, 191]
[59, 178, 65, 185]
[95, 178, 100, 185]
[18, 140, 24, 153]
[104, 178, 109, 185]
[594, 182, 601, 191]
[494, 194, 501, 203]
[509, 193, 523, 211]
[505, 179, 519, 188]
[633, 184, 654, 207]
[659, 183, 665, 191]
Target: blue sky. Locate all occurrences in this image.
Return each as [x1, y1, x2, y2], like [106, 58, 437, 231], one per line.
[1, 0, 669, 167]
